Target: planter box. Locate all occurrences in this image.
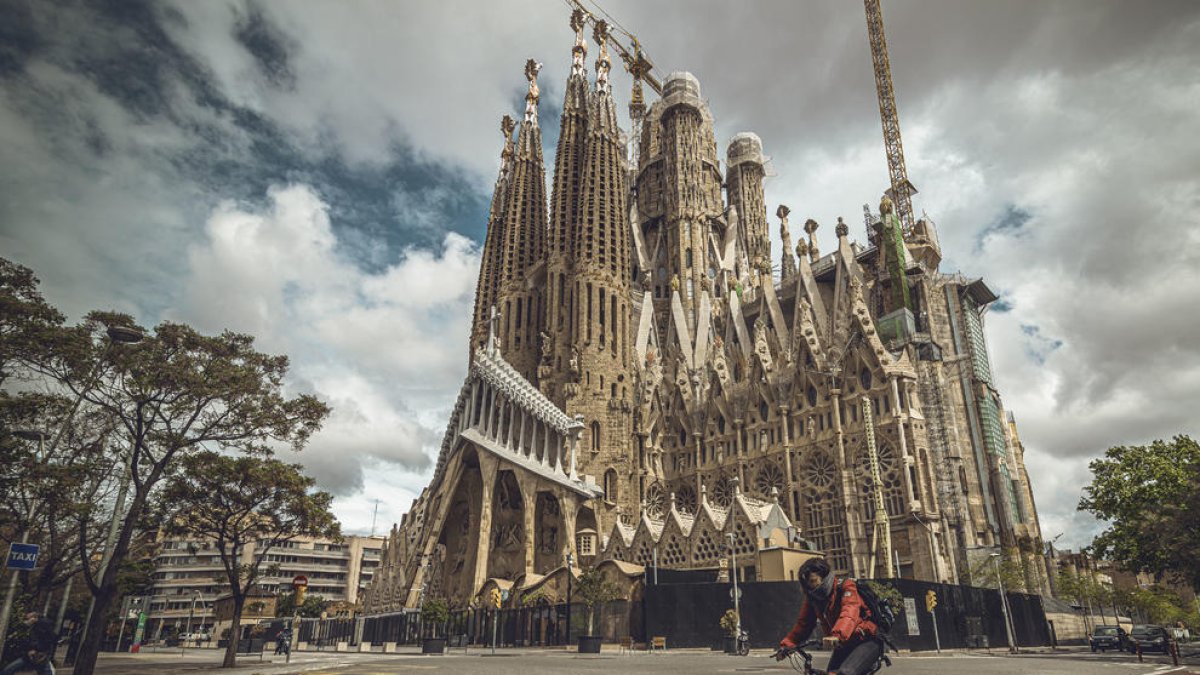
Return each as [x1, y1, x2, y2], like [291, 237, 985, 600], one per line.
[383, 642, 399, 653]
[422, 637, 447, 654]
[577, 635, 602, 654]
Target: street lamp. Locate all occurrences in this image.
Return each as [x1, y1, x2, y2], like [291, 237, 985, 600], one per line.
[990, 553, 1017, 653]
[182, 591, 202, 655]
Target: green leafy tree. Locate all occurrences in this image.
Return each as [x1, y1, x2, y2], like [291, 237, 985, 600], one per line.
[276, 591, 327, 618]
[968, 549, 1026, 591]
[421, 598, 450, 638]
[160, 452, 339, 668]
[574, 567, 621, 637]
[1079, 436, 1200, 590]
[0, 258, 64, 388]
[26, 314, 330, 675]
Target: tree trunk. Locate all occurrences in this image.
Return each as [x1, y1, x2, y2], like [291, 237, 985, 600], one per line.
[70, 490, 148, 675]
[223, 598, 245, 668]
[586, 606, 594, 636]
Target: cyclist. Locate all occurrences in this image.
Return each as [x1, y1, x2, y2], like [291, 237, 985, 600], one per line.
[774, 558, 883, 675]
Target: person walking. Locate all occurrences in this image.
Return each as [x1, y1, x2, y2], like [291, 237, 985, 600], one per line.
[2, 612, 57, 675]
[274, 629, 291, 656]
[774, 558, 883, 675]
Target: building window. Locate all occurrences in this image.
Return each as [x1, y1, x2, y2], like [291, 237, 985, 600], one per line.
[591, 421, 601, 453]
[604, 469, 619, 503]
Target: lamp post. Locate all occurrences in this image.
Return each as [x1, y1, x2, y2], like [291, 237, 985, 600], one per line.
[182, 591, 201, 656]
[991, 553, 1017, 653]
[0, 430, 48, 653]
[565, 552, 574, 645]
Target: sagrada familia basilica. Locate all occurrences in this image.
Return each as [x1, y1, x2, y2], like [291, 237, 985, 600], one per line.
[363, 12, 1048, 612]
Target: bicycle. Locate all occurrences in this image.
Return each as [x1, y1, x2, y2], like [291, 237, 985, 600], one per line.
[773, 639, 891, 675]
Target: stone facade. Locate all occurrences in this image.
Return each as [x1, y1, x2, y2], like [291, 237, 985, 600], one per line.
[363, 16, 1048, 613]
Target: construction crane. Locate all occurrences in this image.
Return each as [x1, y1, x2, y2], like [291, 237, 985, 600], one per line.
[863, 396, 895, 578]
[863, 0, 918, 232]
[563, 0, 661, 95]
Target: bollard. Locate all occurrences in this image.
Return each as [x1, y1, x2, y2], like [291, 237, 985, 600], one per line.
[1171, 641, 1179, 667]
[1136, 644, 1142, 663]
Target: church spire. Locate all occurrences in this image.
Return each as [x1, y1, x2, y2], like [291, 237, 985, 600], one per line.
[470, 115, 517, 356]
[543, 12, 593, 400]
[492, 59, 549, 380]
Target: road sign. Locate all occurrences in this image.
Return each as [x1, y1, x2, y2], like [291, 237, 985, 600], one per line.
[6, 543, 39, 570]
[291, 575, 308, 589]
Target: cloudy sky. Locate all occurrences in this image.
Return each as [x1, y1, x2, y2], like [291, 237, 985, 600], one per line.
[2, 0, 1198, 551]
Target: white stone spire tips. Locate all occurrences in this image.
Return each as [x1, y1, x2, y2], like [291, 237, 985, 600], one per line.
[524, 58, 542, 123]
[593, 20, 611, 93]
[570, 9, 588, 77]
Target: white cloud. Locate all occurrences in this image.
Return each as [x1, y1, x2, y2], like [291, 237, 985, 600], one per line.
[175, 184, 479, 495]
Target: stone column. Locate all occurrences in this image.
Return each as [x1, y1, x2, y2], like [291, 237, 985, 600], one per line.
[470, 454, 500, 593]
[833, 388, 866, 576]
[779, 404, 795, 520]
[522, 480, 538, 575]
[890, 375, 918, 509]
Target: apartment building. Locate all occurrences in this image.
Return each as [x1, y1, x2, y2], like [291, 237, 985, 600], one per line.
[146, 533, 383, 638]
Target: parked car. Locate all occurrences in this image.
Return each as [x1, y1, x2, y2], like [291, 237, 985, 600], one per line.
[1127, 625, 1170, 653]
[182, 631, 211, 643]
[1089, 625, 1126, 652]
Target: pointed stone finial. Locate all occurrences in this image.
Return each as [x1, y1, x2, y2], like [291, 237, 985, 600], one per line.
[500, 115, 516, 162]
[770, 486, 780, 503]
[700, 483, 708, 506]
[803, 219, 820, 262]
[732, 475, 741, 497]
[524, 59, 542, 122]
[669, 491, 677, 511]
[593, 20, 611, 93]
[836, 217, 849, 239]
[879, 194, 894, 216]
[570, 9, 588, 76]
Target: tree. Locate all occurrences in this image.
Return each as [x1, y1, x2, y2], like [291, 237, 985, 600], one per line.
[0, 258, 64, 388]
[420, 598, 450, 638]
[27, 315, 329, 675]
[160, 452, 339, 668]
[1079, 436, 1200, 590]
[968, 549, 1026, 591]
[275, 591, 327, 618]
[574, 567, 620, 637]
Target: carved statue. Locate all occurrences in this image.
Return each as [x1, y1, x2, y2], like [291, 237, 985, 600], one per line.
[753, 314, 773, 373]
[524, 59, 542, 119]
[670, 274, 680, 293]
[539, 330, 553, 361]
[569, 344, 581, 375]
[501, 115, 515, 139]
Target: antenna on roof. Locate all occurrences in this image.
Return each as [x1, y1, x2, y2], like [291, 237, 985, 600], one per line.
[370, 499, 380, 537]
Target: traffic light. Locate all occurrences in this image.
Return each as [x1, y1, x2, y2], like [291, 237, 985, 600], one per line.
[490, 588, 502, 609]
[925, 589, 937, 612]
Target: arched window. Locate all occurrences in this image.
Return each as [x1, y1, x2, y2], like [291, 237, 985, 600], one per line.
[591, 421, 601, 453]
[604, 469, 619, 503]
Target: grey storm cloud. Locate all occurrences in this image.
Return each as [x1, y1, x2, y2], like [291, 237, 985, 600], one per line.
[2, 0, 1198, 540]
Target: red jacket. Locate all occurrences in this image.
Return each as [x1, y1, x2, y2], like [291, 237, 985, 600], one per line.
[781, 577, 878, 647]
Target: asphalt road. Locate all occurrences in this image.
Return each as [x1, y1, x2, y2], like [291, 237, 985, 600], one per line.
[64, 645, 1200, 674]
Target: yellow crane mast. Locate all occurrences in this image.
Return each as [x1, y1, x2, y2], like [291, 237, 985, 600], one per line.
[863, 0, 918, 231]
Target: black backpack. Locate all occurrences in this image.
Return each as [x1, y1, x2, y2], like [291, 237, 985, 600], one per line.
[851, 579, 896, 635]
